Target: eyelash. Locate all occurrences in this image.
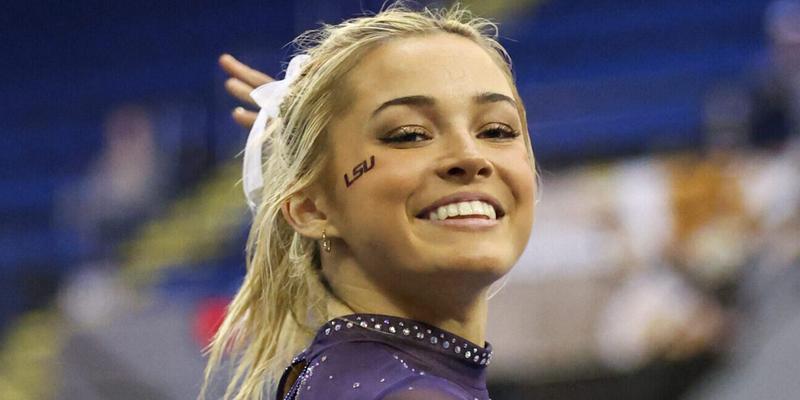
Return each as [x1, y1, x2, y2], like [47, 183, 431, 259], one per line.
[380, 127, 431, 143]
[478, 123, 521, 140]
[380, 124, 520, 143]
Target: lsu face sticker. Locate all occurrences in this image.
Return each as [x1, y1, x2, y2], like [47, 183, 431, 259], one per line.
[344, 155, 375, 188]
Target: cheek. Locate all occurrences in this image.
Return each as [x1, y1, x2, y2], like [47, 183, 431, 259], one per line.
[500, 145, 536, 201]
[333, 151, 423, 228]
[331, 151, 429, 270]
[517, 162, 537, 213]
[500, 148, 537, 244]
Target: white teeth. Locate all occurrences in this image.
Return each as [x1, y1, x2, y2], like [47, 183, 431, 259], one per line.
[437, 206, 448, 220]
[429, 200, 497, 221]
[470, 201, 483, 213]
[446, 204, 459, 217]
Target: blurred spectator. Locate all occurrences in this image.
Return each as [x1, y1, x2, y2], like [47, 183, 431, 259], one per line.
[50, 104, 173, 397]
[681, 152, 800, 399]
[749, 0, 800, 148]
[596, 264, 726, 371]
[666, 152, 754, 296]
[57, 104, 168, 260]
[594, 156, 731, 373]
[676, 4, 800, 399]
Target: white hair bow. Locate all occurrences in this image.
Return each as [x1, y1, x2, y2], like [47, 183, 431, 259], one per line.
[243, 54, 310, 212]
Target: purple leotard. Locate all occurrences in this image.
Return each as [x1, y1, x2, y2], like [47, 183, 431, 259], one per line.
[277, 314, 493, 400]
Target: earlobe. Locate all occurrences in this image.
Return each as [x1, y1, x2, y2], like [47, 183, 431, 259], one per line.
[281, 190, 333, 239]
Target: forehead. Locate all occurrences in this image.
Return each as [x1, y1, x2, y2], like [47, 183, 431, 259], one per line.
[343, 33, 513, 106]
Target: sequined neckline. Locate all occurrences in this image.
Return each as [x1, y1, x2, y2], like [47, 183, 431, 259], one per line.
[318, 313, 494, 367]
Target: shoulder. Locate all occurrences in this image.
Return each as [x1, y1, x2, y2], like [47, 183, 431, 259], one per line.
[295, 341, 469, 400]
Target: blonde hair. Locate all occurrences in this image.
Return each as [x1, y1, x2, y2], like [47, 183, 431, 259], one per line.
[201, 3, 535, 399]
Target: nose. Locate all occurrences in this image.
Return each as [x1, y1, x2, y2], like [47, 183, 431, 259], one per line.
[436, 135, 493, 183]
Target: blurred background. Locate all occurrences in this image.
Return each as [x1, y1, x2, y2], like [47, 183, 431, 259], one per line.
[1, 0, 798, 399]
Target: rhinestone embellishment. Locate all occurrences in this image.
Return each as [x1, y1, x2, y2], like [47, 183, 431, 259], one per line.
[327, 314, 492, 366]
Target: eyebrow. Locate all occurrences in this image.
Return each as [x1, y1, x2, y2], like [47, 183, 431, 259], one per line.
[474, 92, 517, 108]
[370, 92, 517, 119]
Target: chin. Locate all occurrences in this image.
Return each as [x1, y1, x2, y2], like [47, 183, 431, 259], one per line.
[430, 250, 514, 280]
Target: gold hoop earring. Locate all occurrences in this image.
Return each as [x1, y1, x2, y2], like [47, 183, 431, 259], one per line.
[321, 229, 331, 253]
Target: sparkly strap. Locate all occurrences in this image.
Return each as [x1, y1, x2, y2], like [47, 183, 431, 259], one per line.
[324, 314, 493, 367]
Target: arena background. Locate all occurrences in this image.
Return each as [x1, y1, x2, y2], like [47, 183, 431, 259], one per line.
[2, 0, 799, 399]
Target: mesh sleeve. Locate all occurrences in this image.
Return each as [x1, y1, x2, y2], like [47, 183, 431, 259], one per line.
[380, 387, 465, 400]
[377, 375, 473, 400]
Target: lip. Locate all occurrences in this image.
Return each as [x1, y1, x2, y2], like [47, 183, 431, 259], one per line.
[414, 191, 506, 219]
[423, 217, 500, 231]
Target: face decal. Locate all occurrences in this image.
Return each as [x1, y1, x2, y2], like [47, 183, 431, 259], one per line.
[344, 155, 376, 188]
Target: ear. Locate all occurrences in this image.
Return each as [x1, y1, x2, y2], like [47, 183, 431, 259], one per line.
[281, 189, 334, 239]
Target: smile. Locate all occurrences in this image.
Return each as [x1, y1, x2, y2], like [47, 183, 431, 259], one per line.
[427, 200, 496, 221]
[414, 192, 506, 223]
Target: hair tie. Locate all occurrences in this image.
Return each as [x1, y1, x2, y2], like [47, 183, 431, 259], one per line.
[243, 54, 311, 212]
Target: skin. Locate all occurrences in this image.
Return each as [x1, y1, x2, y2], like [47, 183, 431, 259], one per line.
[219, 53, 271, 127]
[284, 33, 536, 345]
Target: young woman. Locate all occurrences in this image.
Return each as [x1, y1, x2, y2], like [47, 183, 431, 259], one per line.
[204, 4, 537, 399]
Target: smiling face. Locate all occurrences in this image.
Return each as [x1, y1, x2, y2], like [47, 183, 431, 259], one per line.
[318, 33, 536, 295]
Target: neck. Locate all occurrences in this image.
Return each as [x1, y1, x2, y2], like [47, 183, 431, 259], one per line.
[323, 259, 491, 346]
